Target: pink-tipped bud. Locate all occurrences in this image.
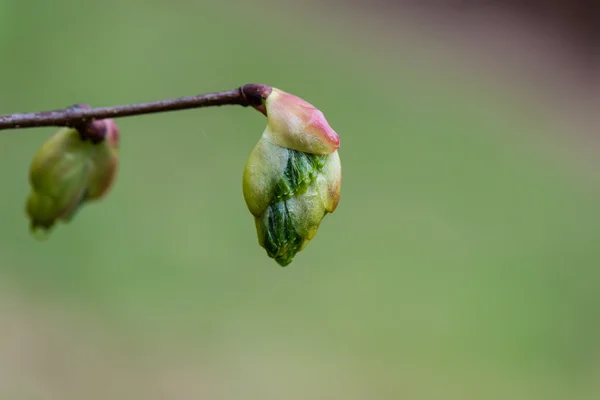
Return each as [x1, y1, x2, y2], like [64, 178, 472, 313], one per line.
[243, 87, 342, 266]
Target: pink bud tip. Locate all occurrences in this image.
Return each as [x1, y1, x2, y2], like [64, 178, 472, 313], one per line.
[263, 88, 340, 155]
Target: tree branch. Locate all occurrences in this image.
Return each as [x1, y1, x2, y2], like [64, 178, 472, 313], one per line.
[0, 84, 272, 131]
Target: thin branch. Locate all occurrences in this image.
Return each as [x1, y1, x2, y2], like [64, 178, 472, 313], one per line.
[0, 84, 272, 131]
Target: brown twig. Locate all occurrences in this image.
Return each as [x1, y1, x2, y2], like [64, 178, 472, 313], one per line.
[0, 84, 273, 131]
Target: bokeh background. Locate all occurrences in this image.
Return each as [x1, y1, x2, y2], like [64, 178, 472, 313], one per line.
[0, 0, 599, 398]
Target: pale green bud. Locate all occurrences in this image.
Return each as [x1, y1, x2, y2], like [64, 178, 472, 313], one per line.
[26, 119, 120, 238]
[243, 87, 341, 266]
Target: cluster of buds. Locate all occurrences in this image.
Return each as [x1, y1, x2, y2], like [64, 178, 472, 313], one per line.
[25, 106, 120, 238]
[242, 85, 342, 266]
[21, 85, 340, 268]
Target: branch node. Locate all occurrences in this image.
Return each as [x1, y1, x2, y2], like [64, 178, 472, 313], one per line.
[240, 84, 273, 115]
[67, 104, 106, 143]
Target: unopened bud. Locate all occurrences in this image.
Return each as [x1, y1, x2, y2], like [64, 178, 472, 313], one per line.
[25, 119, 120, 238]
[243, 87, 341, 266]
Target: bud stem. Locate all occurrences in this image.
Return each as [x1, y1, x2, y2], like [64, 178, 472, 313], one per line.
[0, 84, 273, 131]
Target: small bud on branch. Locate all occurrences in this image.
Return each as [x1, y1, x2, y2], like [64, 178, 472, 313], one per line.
[26, 121, 120, 237]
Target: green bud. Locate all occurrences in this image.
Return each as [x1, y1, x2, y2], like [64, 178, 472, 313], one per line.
[26, 120, 120, 238]
[243, 88, 342, 266]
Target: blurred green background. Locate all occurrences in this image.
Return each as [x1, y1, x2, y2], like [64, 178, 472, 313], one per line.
[1, 0, 599, 398]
